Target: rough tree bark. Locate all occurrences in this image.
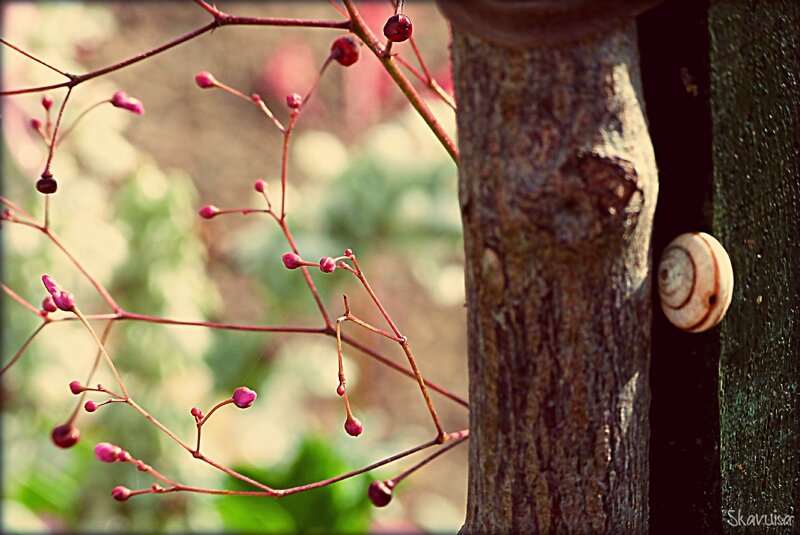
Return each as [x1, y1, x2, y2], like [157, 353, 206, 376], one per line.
[439, 4, 658, 533]
[710, 2, 800, 533]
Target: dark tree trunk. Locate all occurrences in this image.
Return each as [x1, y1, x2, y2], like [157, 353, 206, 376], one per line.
[448, 18, 657, 534]
[709, 2, 800, 533]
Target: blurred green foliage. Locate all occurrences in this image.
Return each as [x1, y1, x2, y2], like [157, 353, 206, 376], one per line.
[217, 436, 373, 533]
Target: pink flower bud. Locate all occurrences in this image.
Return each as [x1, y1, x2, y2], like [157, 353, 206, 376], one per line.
[198, 204, 220, 219]
[53, 291, 75, 311]
[118, 450, 132, 462]
[344, 248, 354, 257]
[368, 480, 394, 507]
[110, 91, 145, 115]
[41, 94, 54, 110]
[251, 93, 263, 104]
[282, 252, 303, 270]
[69, 380, 84, 395]
[30, 117, 42, 131]
[195, 71, 217, 89]
[94, 442, 122, 463]
[286, 93, 303, 109]
[42, 295, 58, 313]
[51, 423, 80, 448]
[336, 384, 346, 397]
[319, 257, 336, 273]
[111, 486, 131, 502]
[84, 400, 98, 413]
[330, 36, 359, 67]
[42, 274, 59, 295]
[190, 406, 203, 419]
[253, 179, 267, 193]
[232, 386, 257, 408]
[344, 416, 363, 437]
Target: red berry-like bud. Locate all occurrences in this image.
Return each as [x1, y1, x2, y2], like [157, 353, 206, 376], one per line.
[253, 179, 267, 193]
[118, 450, 132, 462]
[195, 71, 217, 89]
[111, 486, 131, 502]
[84, 400, 98, 412]
[30, 117, 42, 131]
[198, 204, 220, 219]
[36, 176, 58, 194]
[41, 94, 54, 110]
[368, 480, 394, 507]
[69, 380, 84, 395]
[383, 14, 413, 42]
[319, 257, 336, 273]
[282, 252, 303, 270]
[286, 92, 303, 109]
[190, 406, 203, 419]
[94, 442, 122, 463]
[51, 423, 80, 448]
[344, 248, 354, 257]
[344, 416, 363, 437]
[232, 386, 257, 408]
[330, 36, 359, 67]
[110, 91, 145, 115]
[336, 384, 346, 397]
[42, 295, 58, 313]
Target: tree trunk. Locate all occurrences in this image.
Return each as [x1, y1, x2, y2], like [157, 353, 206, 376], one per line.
[709, 2, 800, 533]
[448, 18, 658, 534]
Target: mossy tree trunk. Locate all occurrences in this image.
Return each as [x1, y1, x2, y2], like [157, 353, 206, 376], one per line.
[445, 13, 658, 533]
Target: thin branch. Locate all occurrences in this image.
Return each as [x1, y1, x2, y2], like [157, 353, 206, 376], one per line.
[0, 322, 47, 376]
[1, 283, 42, 315]
[340, 332, 468, 408]
[119, 311, 326, 334]
[342, 0, 458, 163]
[0, 38, 72, 78]
[68, 320, 116, 422]
[1, 13, 349, 96]
[389, 428, 468, 485]
[43, 229, 120, 311]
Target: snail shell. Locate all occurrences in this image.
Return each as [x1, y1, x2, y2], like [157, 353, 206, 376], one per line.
[658, 232, 734, 332]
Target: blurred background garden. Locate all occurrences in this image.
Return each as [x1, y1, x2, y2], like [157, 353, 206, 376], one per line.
[2, 2, 468, 532]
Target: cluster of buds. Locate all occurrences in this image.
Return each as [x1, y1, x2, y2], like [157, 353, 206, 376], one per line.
[95, 442, 131, 463]
[41, 275, 75, 311]
[281, 249, 353, 274]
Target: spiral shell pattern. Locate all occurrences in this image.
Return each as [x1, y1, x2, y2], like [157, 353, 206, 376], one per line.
[658, 232, 734, 332]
